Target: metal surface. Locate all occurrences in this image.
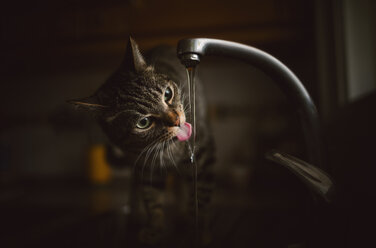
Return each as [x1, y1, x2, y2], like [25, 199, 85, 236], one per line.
[177, 38, 323, 169]
[266, 150, 334, 202]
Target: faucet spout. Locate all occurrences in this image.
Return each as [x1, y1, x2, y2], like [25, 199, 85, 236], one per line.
[179, 53, 200, 68]
[177, 38, 323, 169]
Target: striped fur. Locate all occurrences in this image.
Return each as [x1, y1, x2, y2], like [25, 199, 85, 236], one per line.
[71, 38, 215, 246]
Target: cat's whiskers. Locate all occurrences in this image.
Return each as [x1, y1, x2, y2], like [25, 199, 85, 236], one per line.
[167, 139, 181, 175]
[181, 97, 190, 118]
[134, 131, 177, 182]
[183, 105, 189, 115]
[159, 140, 167, 174]
[139, 134, 168, 179]
[143, 141, 158, 165]
[167, 139, 176, 168]
[134, 139, 158, 171]
[135, 138, 159, 167]
[150, 142, 163, 182]
[150, 135, 167, 180]
[140, 140, 160, 181]
[181, 92, 189, 111]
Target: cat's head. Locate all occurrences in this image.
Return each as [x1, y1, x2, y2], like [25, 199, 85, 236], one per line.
[70, 38, 191, 157]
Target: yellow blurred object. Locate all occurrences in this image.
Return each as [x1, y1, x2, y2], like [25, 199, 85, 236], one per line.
[87, 144, 111, 184]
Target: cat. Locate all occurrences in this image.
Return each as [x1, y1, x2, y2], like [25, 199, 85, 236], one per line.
[69, 37, 215, 247]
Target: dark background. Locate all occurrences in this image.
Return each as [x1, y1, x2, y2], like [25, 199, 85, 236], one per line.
[1, 0, 375, 247]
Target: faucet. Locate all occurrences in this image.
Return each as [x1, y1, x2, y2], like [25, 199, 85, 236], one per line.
[177, 38, 332, 201]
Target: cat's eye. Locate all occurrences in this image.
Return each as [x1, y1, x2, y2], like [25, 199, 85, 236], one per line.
[136, 117, 152, 129]
[164, 87, 173, 103]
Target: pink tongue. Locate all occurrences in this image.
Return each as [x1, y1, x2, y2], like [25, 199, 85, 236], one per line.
[176, 122, 192, 141]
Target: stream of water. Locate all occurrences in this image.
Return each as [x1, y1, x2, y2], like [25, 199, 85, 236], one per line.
[186, 66, 199, 246]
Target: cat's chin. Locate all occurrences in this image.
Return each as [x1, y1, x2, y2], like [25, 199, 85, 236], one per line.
[176, 122, 192, 141]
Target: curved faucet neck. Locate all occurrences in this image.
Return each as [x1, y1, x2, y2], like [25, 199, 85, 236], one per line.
[177, 38, 323, 169]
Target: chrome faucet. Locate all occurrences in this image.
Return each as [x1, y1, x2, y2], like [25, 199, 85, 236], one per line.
[177, 38, 333, 201]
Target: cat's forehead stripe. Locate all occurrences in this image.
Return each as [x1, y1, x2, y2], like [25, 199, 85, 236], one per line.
[125, 89, 161, 108]
[106, 109, 139, 122]
[145, 72, 167, 93]
[145, 81, 165, 96]
[121, 102, 149, 115]
[149, 87, 163, 96]
[128, 80, 162, 99]
[123, 90, 150, 103]
[131, 98, 156, 111]
[121, 87, 155, 104]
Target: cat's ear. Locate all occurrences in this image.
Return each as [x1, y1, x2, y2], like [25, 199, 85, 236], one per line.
[122, 37, 147, 73]
[67, 95, 108, 112]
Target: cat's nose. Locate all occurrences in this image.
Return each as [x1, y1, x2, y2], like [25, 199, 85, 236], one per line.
[165, 110, 180, 127]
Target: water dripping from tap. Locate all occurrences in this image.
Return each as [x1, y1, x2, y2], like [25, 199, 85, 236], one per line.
[186, 66, 197, 163]
[186, 66, 199, 247]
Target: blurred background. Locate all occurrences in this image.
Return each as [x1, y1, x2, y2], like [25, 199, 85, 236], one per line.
[1, 0, 375, 247]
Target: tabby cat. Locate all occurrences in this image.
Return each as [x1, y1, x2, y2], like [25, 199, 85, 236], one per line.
[70, 38, 214, 247]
